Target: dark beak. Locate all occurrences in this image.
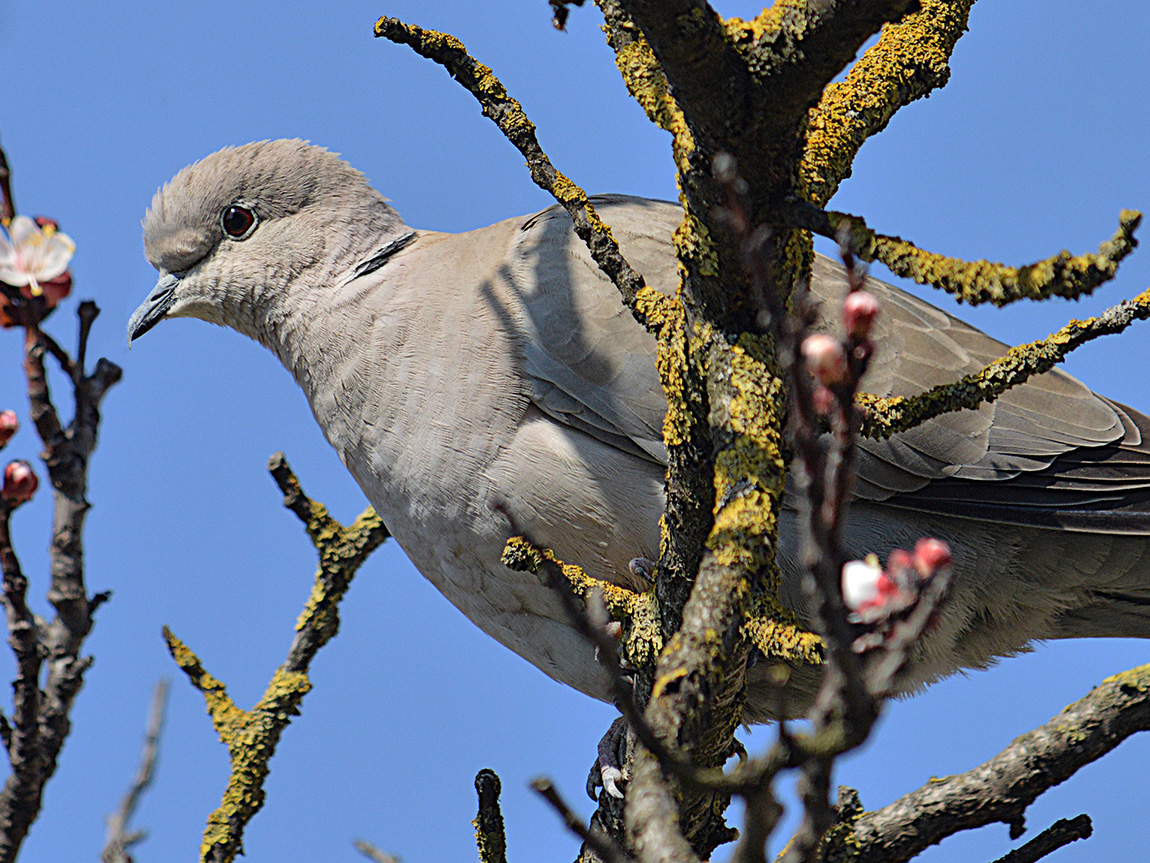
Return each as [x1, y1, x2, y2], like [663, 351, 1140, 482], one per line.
[127, 273, 180, 344]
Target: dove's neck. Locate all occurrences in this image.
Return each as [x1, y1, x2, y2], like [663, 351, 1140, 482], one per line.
[246, 200, 411, 377]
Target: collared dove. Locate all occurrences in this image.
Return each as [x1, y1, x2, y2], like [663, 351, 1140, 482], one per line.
[129, 140, 1150, 722]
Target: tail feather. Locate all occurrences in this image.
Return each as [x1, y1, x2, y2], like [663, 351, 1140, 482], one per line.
[1055, 588, 1150, 638]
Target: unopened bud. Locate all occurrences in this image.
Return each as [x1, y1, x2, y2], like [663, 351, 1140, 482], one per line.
[801, 334, 848, 386]
[914, 538, 952, 574]
[0, 411, 16, 447]
[2, 460, 38, 503]
[843, 291, 880, 339]
[886, 548, 915, 575]
[811, 385, 836, 417]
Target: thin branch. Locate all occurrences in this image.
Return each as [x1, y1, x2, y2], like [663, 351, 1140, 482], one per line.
[373, 16, 673, 332]
[167, 455, 389, 863]
[989, 815, 1092, 863]
[774, 203, 1140, 307]
[531, 777, 634, 863]
[102, 679, 170, 863]
[857, 284, 1150, 440]
[847, 211, 1140, 307]
[352, 838, 401, 863]
[828, 665, 1150, 863]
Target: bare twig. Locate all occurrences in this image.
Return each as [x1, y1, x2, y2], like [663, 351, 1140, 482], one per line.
[353, 838, 401, 863]
[989, 815, 1092, 863]
[102, 680, 170, 863]
[531, 777, 634, 863]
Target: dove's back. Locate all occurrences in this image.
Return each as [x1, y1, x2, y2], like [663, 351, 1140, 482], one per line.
[293, 194, 1150, 712]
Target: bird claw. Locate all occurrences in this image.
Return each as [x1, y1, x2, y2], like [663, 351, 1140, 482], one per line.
[587, 716, 628, 800]
[600, 765, 624, 799]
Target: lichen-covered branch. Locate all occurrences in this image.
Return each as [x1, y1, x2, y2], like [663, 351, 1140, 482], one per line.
[822, 664, 1150, 863]
[801, 0, 976, 206]
[594, 0, 695, 175]
[773, 204, 1140, 307]
[473, 770, 509, 863]
[166, 455, 389, 863]
[373, 16, 672, 332]
[857, 284, 1150, 440]
[608, 0, 747, 154]
[842, 210, 1141, 307]
[502, 535, 823, 704]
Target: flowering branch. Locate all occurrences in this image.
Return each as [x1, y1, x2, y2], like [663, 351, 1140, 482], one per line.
[0, 142, 121, 863]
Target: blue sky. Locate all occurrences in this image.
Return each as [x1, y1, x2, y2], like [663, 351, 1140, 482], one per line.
[1, 2, 1149, 861]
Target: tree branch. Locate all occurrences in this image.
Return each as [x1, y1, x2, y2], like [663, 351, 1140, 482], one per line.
[101, 679, 169, 863]
[989, 815, 1092, 863]
[801, 0, 977, 207]
[167, 455, 389, 863]
[473, 769, 509, 863]
[0, 299, 120, 863]
[373, 15, 673, 332]
[824, 664, 1150, 863]
[857, 284, 1150, 439]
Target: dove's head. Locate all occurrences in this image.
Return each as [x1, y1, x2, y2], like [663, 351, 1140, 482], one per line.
[129, 139, 406, 344]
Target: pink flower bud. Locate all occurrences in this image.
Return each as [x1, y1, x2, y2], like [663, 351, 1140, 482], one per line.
[2, 460, 38, 503]
[801, 334, 848, 386]
[914, 538, 952, 574]
[886, 548, 915, 575]
[0, 411, 16, 447]
[811, 385, 836, 416]
[843, 291, 880, 339]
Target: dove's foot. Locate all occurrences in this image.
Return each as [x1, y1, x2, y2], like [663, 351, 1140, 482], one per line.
[586, 715, 628, 800]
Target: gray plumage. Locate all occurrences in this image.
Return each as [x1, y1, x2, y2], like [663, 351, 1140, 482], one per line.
[130, 140, 1150, 721]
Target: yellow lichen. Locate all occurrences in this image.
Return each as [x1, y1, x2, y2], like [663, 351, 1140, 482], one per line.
[611, 38, 696, 173]
[800, 0, 975, 206]
[722, 1, 807, 45]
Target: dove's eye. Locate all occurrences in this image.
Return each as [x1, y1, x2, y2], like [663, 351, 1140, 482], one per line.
[221, 205, 257, 239]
